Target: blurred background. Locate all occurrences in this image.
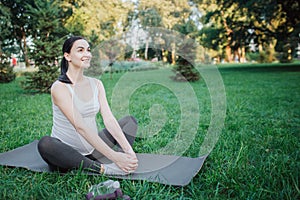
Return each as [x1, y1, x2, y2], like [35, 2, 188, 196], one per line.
[0, 0, 299, 90]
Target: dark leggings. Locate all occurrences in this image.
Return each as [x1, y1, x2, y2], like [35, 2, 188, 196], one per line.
[38, 116, 137, 173]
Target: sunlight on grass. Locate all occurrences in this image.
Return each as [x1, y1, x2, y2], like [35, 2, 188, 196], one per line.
[1, 64, 299, 199]
[109, 69, 204, 156]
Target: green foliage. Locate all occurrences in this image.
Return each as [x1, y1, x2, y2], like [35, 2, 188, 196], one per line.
[276, 43, 294, 63]
[2, 0, 299, 77]
[197, 0, 300, 63]
[172, 19, 199, 38]
[85, 61, 160, 78]
[22, 65, 59, 93]
[21, 0, 68, 93]
[171, 23, 200, 82]
[199, 26, 223, 51]
[0, 56, 15, 83]
[0, 4, 16, 83]
[1, 0, 36, 66]
[246, 50, 278, 64]
[0, 2, 12, 45]
[110, 61, 160, 72]
[64, 0, 134, 42]
[171, 63, 200, 82]
[246, 52, 260, 62]
[256, 51, 269, 64]
[137, 0, 191, 29]
[139, 8, 163, 28]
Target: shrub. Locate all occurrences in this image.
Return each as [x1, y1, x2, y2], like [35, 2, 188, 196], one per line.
[0, 56, 16, 83]
[171, 37, 200, 82]
[22, 65, 59, 93]
[246, 52, 260, 62]
[171, 63, 200, 82]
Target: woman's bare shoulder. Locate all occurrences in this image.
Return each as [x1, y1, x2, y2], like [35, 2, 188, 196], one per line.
[88, 77, 102, 84]
[88, 77, 104, 88]
[51, 80, 63, 90]
[51, 81, 68, 96]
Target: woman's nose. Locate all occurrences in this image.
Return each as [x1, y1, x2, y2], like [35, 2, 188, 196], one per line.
[84, 51, 92, 57]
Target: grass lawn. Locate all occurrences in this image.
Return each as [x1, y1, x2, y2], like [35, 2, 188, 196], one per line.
[0, 63, 299, 199]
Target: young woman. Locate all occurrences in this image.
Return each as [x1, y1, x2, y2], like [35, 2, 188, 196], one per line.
[38, 36, 138, 175]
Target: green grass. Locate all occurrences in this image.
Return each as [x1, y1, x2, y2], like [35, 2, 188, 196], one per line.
[1, 63, 300, 199]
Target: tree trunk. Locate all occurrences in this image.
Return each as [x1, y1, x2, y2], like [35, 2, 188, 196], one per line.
[162, 48, 167, 62]
[20, 29, 30, 67]
[225, 45, 232, 62]
[240, 46, 246, 63]
[131, 50, 136, 59]
[0, 41, 2, 59]
[267, 38, 277, 62]
[258, 43, 263, 53]
[171, 42, 176, 65]
[144, 38, 149, 60]
[221, 11, 233, 63]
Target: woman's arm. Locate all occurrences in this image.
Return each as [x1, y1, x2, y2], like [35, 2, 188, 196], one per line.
[96, 79, 137, 156]
[51, 81, 137, 172]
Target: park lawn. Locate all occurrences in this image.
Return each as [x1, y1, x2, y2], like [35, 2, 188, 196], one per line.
[0, 63, 299, 199]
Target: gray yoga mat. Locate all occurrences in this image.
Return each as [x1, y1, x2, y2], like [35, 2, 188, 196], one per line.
[0, 140, 207, 186]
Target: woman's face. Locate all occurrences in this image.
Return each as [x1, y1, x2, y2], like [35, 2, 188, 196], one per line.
[65, 39, 92, 69]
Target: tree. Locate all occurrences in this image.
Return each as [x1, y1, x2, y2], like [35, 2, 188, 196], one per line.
[195, 0, 300, 63]
[271, 0, 300, 62]
[0, 2, 11, 57]
[0, 2, 16, 83]
[0, 55, 16, 83]
[232, 0, 300, 63]
[22, 0, 69, 92]
[172, 20, 200, 82]
[137, 0, 192, 62]
[196, 0, 253, 62]
[64, 0, 134, 43]
[139, 8, 163, 60]
[1, 0, 35, 67]
[138, 0, 191, 29]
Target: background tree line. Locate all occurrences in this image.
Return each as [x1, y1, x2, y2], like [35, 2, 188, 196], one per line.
[0, 0, 299, 91]
[196, 0, 299, 63]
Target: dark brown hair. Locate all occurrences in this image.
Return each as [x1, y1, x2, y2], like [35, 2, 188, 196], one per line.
[58, 36, 85, 84]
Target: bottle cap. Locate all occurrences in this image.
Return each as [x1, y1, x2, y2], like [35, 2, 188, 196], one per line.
[112, 181, 120, 188]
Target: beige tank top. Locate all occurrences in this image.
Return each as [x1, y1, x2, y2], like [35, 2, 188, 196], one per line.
[51, 77, 100, 155]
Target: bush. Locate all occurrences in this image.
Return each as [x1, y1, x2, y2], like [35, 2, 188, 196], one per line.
[0, 56, 16, 83]
[22, 65, 59, 93]
[247, 50, 277, 63]
[171, 36, 200, 82]
[103, 61, 160, 73]
[246, 52, 260, 62]
[171, 63, 200, 82]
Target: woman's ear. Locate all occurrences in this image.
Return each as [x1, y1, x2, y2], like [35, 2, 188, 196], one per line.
[64, 52, 71, 62]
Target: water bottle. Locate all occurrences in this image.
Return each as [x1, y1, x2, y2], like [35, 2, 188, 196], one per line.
[86, 180, 125, 200]
[91, 180, 120, 195]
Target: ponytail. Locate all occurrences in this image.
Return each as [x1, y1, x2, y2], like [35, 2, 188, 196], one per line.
[58, 35, 85, 84]
[58, 57, 72, 84]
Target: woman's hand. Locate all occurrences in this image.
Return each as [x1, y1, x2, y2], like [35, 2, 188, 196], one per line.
[125, 148, 138, 172]
[112, 151, 138, 173]
[125, 148, 137, 159]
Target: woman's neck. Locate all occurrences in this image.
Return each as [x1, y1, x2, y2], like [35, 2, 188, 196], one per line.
[66, 68, 85, 85]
